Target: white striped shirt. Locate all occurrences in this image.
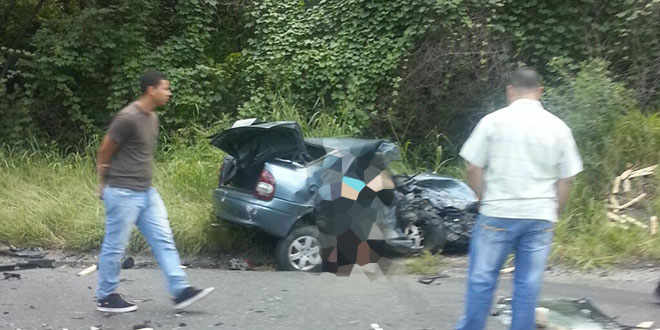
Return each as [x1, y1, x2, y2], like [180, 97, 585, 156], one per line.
[459, 99, 583, 222]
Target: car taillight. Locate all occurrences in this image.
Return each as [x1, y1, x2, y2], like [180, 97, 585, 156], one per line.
[255, 169, 275, 200]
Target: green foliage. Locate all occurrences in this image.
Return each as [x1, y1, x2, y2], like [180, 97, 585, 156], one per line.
[547, 72, 660, 269]
[251, 91, 360, 137]
[2, 0, 659, 149]
[544, 58, 638, 193]
[1, 0, 247, 148]
[405, 250, 446, 275]
[0, 76, 34, 143]
[606, 111, 660, 174]
[488, 0, 660, 107]
[238, 0, 442, 131]
[381, 0, 513, 156]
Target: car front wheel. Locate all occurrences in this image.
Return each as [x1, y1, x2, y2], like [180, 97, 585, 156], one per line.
[275, 225, 322, 272]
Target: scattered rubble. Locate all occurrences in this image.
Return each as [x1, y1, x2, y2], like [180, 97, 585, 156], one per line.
[0, 259, 55, 271]
[2, 272, 21, 280]
[228, 258, 252, 271]
[0, 247, 47, 259]
[607, 164, 658, 234]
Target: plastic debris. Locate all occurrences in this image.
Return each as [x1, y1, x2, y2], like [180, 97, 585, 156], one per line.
[77, 265, 97, 276]
[501, 267, 515, 274]
[636, 322, 654, 329]
[228, 258, 251, 270]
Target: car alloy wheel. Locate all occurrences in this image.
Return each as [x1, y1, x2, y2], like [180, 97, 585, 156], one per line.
[288, 235, 322, 271]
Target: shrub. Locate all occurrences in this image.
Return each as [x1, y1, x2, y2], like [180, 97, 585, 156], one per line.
[544, 58, 638, 193]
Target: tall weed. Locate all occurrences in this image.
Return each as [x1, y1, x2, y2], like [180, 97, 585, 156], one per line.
[544, 58, 638, 193]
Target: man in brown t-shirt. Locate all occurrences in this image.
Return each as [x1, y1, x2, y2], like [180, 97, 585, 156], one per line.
[95, 71, 214, 313]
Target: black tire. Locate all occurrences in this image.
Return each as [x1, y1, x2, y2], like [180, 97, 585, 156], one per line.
[275, 225, 322, 272]
[422, 219, 448, 254]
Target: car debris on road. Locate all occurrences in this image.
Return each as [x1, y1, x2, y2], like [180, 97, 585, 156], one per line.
[417, 273, 450, 285]
[493, 296, 654, 330]
[0, 259, 55, 272]
[2, 272, 21, 280]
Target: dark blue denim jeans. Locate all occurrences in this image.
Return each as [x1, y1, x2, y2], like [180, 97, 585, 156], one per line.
[456, 214, 554, 330]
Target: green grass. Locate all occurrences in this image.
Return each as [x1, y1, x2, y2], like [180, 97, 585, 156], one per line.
[550, 177, 660, 269]
[0, 129, 250, 255]
[405, 250, 447, 275]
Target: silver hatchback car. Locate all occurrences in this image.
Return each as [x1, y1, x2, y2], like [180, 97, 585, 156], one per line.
[211, 120, 478, 271]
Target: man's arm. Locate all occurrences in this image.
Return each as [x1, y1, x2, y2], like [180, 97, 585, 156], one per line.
[466, 161, 484, 200]
[556, 176, 575, 216]
[96, 134, 119, 198]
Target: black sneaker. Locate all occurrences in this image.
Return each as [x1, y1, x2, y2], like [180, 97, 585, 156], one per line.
[174, 286, 215, 310]
[96, 293, 138, 313]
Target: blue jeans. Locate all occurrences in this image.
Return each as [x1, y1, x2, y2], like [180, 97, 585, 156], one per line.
[456, 214, 554, 330]
[96, 186, 189, 300]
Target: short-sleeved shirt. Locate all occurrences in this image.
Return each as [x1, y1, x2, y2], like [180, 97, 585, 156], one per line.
[104, 102, 159, 191]
[459, 99, 582, 222]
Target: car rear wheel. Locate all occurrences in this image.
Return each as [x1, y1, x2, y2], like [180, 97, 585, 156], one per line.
[421, 219, 448, 254]
[275, 225, 322, 272]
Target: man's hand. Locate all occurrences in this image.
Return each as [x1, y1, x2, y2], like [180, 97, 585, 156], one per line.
[466, 161, 484, 200]
[556, 176, 575, 217]
[96, 135, 119, 200]
[96, 182, 105, 200]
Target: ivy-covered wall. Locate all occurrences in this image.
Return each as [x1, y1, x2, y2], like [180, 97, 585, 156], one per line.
[1, 0, 658, 151]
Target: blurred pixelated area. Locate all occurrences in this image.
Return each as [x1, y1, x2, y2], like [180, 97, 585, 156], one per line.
[307, 138, 399, 277]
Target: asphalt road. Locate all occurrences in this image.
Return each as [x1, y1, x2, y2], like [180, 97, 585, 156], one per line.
[1, 265, 659, 330]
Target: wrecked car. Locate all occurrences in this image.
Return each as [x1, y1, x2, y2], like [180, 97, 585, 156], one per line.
[210, 119, 478, 272]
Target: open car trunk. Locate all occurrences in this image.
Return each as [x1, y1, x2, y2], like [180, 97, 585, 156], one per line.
[210, 120, 313, 190]
[210, 120, 310, 167]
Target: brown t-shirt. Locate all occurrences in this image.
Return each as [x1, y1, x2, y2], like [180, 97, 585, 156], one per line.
[105, 102, 159, 191]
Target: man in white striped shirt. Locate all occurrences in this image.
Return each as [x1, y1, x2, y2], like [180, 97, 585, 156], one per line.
[455, 68, 582, 330]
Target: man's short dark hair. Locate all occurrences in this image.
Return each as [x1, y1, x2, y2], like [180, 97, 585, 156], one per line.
[140, 71, 166, 94]
[508, 67, 542, 89]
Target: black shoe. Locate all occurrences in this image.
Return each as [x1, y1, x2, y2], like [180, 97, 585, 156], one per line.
[174, 286, 215, 310]
[96, 293, 138, 313]
[654, 281, 660, 301]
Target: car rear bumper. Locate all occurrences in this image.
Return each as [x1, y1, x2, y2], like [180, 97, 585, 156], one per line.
[213, 188, 314, 238]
